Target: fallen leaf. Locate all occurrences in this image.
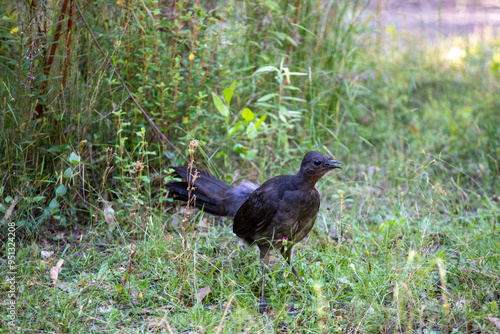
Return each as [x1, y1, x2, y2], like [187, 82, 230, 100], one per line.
[103, 204, 116, 224]
[50, 259, 65, 283]
[99, 304, 113, 313]
[41, 250, 54, 258]
[197, 286, 212, 301]
[55, 282, 69, 292]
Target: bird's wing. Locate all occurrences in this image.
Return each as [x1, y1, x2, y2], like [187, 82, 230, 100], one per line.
[232, 176, 290, 238]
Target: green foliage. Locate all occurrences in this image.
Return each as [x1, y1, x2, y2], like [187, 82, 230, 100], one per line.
[213, 81, 267, 163]
[0, 0, 370, 230]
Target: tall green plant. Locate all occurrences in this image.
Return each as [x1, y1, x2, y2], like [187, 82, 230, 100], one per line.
[224, 0, 368, 153]
[212, 81, 267, 167]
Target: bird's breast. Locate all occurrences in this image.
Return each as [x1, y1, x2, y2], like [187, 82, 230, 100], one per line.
[273, 188, 320, 239]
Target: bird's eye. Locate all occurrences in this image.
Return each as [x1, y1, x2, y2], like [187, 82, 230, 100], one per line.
[313, 159, 321, 166]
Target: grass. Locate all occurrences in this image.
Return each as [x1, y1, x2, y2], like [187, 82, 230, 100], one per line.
[9, 140, 500, 332]
[1, 0, 500, 332]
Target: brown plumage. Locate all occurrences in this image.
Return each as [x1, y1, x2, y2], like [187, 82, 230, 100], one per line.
[166, 151, 342, 312]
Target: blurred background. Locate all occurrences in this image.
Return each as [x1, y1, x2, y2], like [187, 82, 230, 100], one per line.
[370, 0, 500, 38]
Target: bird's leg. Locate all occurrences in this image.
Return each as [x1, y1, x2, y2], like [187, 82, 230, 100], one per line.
[282, 245, 302, 282]
[282, 246, 311, 302]
[259, 246, 270, 313]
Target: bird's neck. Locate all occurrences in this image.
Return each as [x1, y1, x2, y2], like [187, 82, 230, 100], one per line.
[294, 171, 321, 189]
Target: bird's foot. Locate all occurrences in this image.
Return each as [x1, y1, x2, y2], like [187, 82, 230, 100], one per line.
[259, 298, 270, 314]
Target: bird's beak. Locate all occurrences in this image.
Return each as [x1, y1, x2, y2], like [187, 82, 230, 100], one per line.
[325, 160, 343, 169]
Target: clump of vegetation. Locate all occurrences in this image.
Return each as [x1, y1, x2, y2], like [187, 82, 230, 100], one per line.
[0, 0, 499, 332]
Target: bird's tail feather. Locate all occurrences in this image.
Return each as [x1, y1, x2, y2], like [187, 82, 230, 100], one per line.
[166, 166, 231, 216]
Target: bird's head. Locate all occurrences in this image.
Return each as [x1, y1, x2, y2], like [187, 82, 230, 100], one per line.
[298, 151, 343, 184]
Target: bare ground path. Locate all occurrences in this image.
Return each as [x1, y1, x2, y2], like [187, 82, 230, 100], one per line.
[367, 0, 500, 39]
